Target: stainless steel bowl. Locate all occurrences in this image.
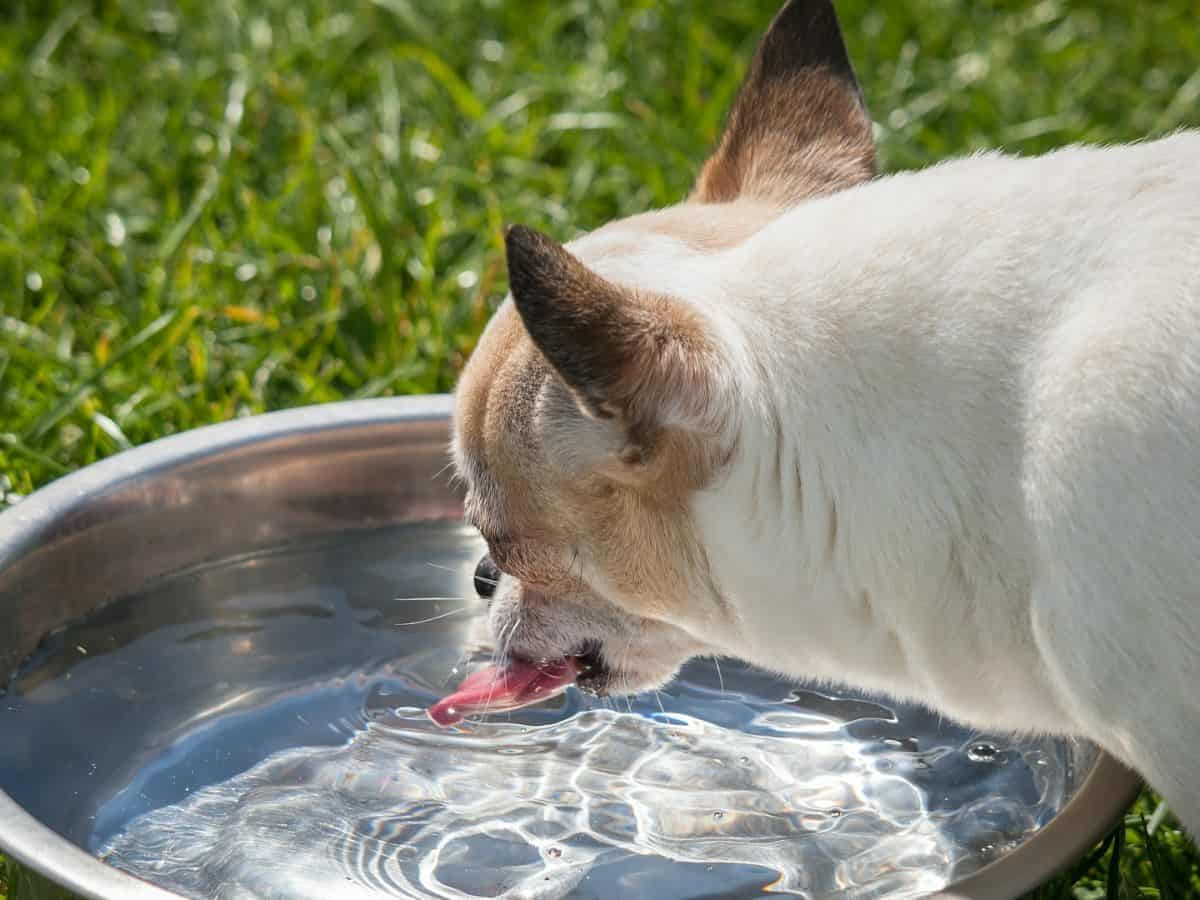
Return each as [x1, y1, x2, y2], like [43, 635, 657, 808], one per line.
[0, 396, 1140, 900]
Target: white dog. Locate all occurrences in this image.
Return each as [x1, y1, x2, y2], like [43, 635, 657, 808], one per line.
[444, 0, 1200, 841]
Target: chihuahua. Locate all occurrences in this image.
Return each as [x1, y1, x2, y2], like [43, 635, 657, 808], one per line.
[443, 0, 1200, 840]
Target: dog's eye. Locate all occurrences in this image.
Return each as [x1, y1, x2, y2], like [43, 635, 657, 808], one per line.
[473, 554, 500, 599]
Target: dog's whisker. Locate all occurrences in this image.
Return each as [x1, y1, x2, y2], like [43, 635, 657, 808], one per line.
[421, 562, 499, 589]
[504, 615, 522, 662]
[492, 614, 520, 672]
[481, 616, 520, 718]
[569, 546, 584, 594]
[488, 624, 505, 670]
[430, 460, 456, 484]
[390, 606, 473, 628]
[712, 656, 725, 695]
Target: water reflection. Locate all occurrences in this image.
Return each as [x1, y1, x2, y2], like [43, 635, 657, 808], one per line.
[0, 522, 1095, 899]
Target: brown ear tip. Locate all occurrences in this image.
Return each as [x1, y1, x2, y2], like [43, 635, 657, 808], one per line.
[503, 223, 542, 261]
[503, 225, 526, 270]
[503, 223, 539, 244]
[504, 224, 568, 278]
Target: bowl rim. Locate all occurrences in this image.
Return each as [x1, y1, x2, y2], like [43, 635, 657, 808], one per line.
[0, 396, 452, 900]
[0, 395, 1142, 899]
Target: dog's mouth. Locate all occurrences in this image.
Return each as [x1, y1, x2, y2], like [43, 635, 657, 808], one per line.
[426, 642, 612, 728]
[572, 640, 611, 695]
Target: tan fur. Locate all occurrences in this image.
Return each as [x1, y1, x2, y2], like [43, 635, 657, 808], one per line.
[588, 201, 781, 253]
[452, 0, 876, 686]
[692, 69, 874, 206]
[456, 307, 726, 624]
[690, 0, 874, 206]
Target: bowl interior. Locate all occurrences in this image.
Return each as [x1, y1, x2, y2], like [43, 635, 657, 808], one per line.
[0, 399, 1137, 900]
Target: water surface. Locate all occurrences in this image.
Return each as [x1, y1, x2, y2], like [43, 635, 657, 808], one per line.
[0, 522, 1095, 899]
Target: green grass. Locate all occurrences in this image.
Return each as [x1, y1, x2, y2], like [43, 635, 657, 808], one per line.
[1, 0, 1198, 896]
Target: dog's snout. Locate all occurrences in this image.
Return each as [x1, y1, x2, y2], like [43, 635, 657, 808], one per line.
[474, 553, 500, 599]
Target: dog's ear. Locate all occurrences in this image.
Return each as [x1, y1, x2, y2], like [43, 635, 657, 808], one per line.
[691, 0, 874, 207]
[504, 225, 720, 462]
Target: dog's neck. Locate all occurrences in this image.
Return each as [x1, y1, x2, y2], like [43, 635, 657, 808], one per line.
[689, 163, 1074, 733]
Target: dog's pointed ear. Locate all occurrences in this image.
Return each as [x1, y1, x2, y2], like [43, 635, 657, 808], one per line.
[691, 0, 875, 207]
[504, 225, 721, 456]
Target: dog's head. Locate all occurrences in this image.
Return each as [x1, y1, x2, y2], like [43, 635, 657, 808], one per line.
[452, 0, 875, 695]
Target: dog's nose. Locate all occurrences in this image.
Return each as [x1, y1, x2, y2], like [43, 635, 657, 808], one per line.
[474, 554, 500, 599]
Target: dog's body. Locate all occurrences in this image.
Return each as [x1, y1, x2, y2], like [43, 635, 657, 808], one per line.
[692, 133, 1200, 797]
[452, 0, 1200, 840]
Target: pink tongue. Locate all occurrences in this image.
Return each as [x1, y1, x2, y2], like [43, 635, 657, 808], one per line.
[427, 658, 580, 727]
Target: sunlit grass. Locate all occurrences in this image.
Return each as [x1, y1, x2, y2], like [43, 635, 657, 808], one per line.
[2, 0, 1199, 896]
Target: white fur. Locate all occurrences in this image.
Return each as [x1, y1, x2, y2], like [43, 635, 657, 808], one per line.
[639, 132, 1200, 834]
[471, 130, 1200, 842]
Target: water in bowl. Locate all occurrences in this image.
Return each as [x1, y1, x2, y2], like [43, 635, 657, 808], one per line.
[0, 521, 1095, 899]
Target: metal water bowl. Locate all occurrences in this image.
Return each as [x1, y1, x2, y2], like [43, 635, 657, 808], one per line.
[0, 397, 1140, 899]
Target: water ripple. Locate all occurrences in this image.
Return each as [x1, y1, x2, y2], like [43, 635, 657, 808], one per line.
[1, 522, 1094, 900]
[101, 696, 1091, 899]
